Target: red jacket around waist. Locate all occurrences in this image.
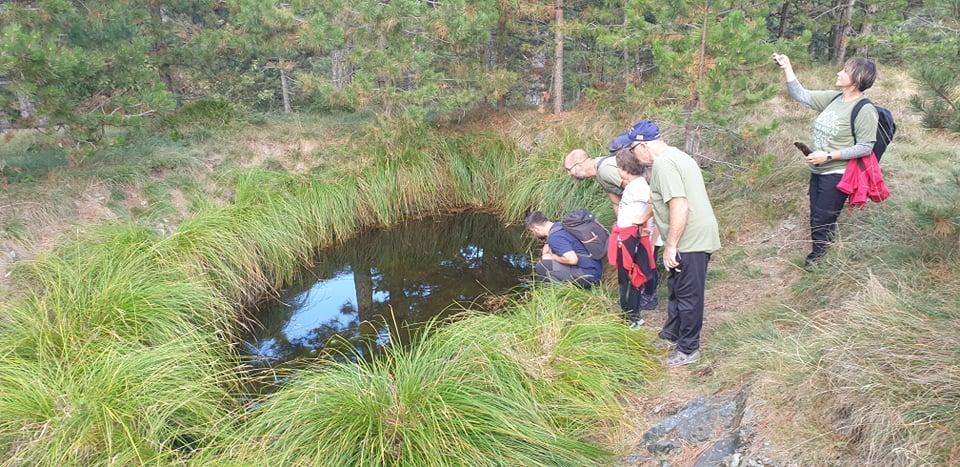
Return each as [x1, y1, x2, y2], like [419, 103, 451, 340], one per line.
[607, 224, 655, 288]
[836, 153, 889, 207]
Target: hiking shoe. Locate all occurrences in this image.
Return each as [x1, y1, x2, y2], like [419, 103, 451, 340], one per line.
[639, 293, 659, 311]
[628, 317, 646, 329]
[666, 349, 700, 367]
[653, 338, 677, 350]
[803, 252, 824, 271]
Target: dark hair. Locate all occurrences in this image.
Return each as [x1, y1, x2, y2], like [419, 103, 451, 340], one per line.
[615, 147, 649, 177]
[844, 57, 877, 92]
[524, 211, 549, 230]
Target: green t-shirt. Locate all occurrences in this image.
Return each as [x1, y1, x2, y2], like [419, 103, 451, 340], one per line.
[650, 147, 721, 254]
[808, 91, 879, 174]
[593, 156, 623, 197]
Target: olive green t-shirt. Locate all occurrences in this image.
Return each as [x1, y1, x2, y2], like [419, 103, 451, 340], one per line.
[808, 91, 879, 174]
[593, 156, 623, 197]
[650, 147, 721, 254]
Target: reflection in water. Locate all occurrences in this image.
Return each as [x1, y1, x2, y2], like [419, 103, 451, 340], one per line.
[241, 213, 534, 368]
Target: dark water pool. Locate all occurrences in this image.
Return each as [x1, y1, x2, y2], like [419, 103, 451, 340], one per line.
[240, 213, 534, 368]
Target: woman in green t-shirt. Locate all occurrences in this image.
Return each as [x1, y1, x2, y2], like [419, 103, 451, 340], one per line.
[772, 53, 880, 268]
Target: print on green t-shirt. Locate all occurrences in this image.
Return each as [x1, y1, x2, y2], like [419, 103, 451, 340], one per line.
[593, 156, 624, 197]
[807, 91, 879, 174]
[649, 148, 721, 254]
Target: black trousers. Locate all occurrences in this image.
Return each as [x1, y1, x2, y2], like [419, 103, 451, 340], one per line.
[617, 235, 659, 313]
[659, 252, 710, 355]
[534, 258, 597, 288]
[808, 173, 849, 260]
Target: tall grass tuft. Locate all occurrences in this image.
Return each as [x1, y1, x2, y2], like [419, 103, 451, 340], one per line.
[438, 286, 661, 436]
[0, 224, 232, 358]
[0, 336, 238, 465]
[208, 286, 658, 466]
[500, 128, 614, 224]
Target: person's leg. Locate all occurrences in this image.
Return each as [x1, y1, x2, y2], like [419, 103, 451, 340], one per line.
[809, 174, 848, 262]
[659, 267, 681, 342]
[672, 252, 710, 355]
[637, 240, 659, 297]
[535, 258, 592, 286]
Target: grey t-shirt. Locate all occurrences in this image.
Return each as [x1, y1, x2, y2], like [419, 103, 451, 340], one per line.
[802, 90, 879, 174]
[594, 156, 623, 197]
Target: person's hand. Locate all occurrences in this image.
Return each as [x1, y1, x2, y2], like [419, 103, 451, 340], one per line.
[806, 150, 830, 166]
[542, 244, 552, 256]
[772, 53, 792, 70]
[663, 245, 680, 270]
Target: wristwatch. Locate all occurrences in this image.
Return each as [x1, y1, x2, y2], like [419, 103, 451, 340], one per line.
[826, 153, 833, 161]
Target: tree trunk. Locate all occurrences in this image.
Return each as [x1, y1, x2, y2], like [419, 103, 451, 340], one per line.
[684, 0, 710, 156]
[623, 0, 631, 72]
[856, 3, 878, 56]
[16, 91, 35, 120]
[777, 0, 792, 38]
[553, 0, 564, 114]
[331, 49, 353, 91]
[279, 62, 293, 114]
[494, 12, 509, 108]
[833, 0, 856, 65]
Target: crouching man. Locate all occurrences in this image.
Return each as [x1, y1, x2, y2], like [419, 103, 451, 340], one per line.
[525, 211, 603, 288]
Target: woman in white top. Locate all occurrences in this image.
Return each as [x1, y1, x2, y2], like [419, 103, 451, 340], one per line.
[612, 148, 660, 325]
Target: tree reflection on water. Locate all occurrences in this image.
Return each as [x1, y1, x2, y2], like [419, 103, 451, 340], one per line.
[241, 213, 534, 369]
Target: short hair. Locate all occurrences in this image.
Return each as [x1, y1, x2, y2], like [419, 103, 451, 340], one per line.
[615, 147, 650, 177]
[844, 58, 877, 92]
[524, 211, 549, 230]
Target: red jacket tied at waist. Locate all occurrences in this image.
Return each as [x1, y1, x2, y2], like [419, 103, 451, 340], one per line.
[836, 153, 889, 207]
[607, 224, 656, 288]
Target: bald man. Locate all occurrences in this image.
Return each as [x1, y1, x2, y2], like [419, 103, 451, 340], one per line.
[564, 148, 624, 214]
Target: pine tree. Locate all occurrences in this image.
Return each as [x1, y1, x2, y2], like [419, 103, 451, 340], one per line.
[909, 0, 960, 132]
[0, 1, 175, 145]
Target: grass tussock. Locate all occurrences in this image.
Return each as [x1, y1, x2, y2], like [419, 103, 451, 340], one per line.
[205, 286, 659, 466]
[0, 336, 238, 465]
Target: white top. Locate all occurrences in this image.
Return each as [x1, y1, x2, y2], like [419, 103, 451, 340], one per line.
[617, 178, 651, 229]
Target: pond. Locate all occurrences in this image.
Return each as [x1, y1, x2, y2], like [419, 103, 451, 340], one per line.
[240, 213, 535, 369]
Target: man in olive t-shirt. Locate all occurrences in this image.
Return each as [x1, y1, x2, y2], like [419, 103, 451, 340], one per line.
[626, 120, 720, 367]
[564, 148, 623, 214]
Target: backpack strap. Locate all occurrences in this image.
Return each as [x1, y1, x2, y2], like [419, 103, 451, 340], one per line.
[849, 98, 872, 144]
[830, 93, 876, 171]
[596, 154, 614, 169]
[850, 98, 874, 171]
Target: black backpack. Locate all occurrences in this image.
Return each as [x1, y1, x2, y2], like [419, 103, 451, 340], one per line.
[829, 93, 896, 161]
[549, 208, 610, 260]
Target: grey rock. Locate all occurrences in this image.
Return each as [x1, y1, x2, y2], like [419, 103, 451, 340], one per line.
[643, 397, 738, 445]
[648, 439, 681, 456]
[729, 453, 742, 467]
[693, 435, 737, 467]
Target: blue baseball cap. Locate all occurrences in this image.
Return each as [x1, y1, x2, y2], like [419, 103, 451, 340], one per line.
[626, 120, 661, 142]
[608, 132, 632, 153]
[608, 120, 662, 154]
